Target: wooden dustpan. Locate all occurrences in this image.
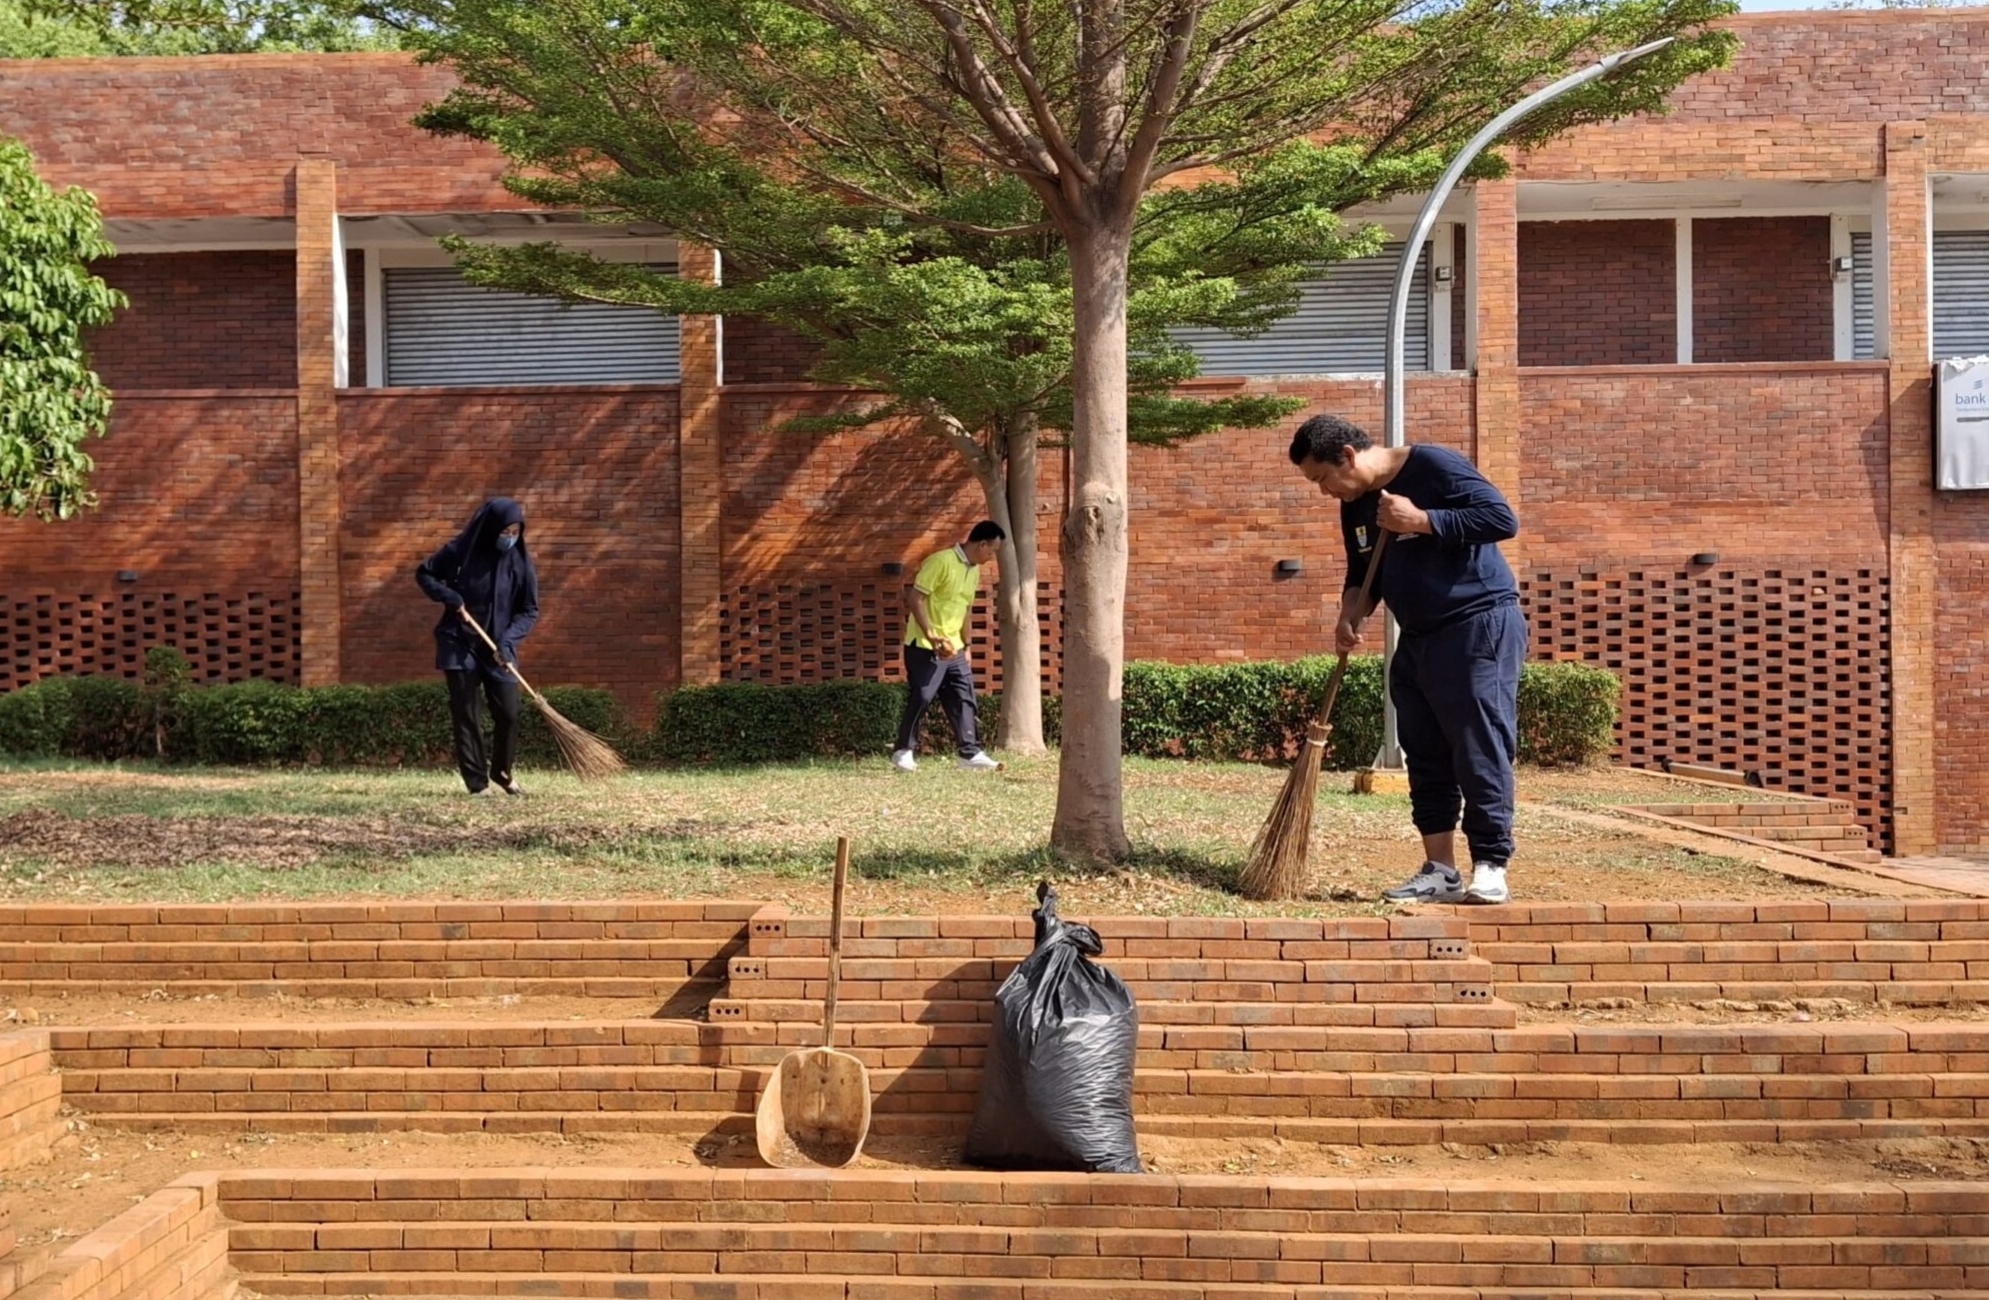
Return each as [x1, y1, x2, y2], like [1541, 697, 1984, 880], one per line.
[754, 836, 872, 1168]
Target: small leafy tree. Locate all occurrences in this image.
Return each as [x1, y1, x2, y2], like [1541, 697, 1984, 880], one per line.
[0, 136, 125, 520]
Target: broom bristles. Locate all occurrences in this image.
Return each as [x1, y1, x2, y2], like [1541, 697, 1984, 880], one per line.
[530, 695, 627, 780]
[1239, 722, 1330, 901]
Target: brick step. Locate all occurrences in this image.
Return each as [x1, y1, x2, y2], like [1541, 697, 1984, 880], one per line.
[223, 1224, 1989, 1290]
[238, 1276, 1989, 1300]
[1744, 825, 1873, 847]
[747, 913, 1471, 961]
[710, 987, 1503, 1026]
[55, 1017, 1986, 1079]
[0, 901, 754, 995]
[0, 981, 716, 1001]
[732, 942, 1479, 984]
[724, 957, 1491, 1000]
[1503, 979, 1989, 1006]
[91, 1106, 1989, 1145]
[1628, 801, 1862, 821]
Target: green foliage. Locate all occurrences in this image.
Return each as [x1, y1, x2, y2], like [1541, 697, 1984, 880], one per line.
[0, 676, 73, 757]
[378, 0, 1734, 452]
[1121, 658, 1383, 768]
[11, 0, 395, 54]
[1517, 659, 1622, 766]
[0, 671, 625, 768]
[0, 136, 125, 520]
[651, 659, 1610, 767]
[653, 682, 906, 765]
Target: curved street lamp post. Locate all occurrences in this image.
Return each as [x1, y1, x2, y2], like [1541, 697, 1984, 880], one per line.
[1373, 38, 1676, 769]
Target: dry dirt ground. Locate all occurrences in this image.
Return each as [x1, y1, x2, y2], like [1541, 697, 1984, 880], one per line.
[12, 1121, 1988, 1259]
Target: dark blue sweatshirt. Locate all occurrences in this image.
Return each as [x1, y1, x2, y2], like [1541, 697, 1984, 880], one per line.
[1341, 445, 1519, 636]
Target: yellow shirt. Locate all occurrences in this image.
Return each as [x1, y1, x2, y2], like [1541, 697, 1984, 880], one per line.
[904, 545, 979, 649]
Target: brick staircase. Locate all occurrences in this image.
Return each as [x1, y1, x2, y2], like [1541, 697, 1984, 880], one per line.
[16, 899, 1989, 1300]
[217, 1167, 1989, 1299]
[1619, 797, 1881, 864]
[0, 902, 753, 999]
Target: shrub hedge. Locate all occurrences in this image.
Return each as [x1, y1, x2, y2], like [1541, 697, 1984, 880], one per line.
[652, 657, 1614, 768]
[0, 655, 1616, 770]
[0, 664, 629, 769]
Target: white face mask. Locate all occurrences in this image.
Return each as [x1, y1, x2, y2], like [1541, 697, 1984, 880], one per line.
[496, 534, 518, 552]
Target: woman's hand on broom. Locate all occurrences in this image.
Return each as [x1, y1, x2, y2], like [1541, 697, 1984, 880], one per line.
[1335, 613, 1365, 654]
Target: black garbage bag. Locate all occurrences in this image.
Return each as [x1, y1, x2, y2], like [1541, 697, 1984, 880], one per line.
[963, 881, 1142, 1173]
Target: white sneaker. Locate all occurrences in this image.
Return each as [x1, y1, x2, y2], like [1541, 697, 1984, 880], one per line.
[1464, 862, 1509, 905]
[890, 749, 917, 772]
[957, 752, 1000, 772]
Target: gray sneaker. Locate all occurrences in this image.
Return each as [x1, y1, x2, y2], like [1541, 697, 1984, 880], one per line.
[1381, 862, 1465, 903]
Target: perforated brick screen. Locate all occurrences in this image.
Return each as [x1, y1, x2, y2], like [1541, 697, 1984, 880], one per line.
[721, 581, 1062, 694]
[1526, 567, 1892, 849]
[2, 591, 301, 691]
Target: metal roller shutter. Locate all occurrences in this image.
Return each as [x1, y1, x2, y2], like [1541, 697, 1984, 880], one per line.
[1174, 241, 1432, 376]
[1851, 231, 1874, 360]
[1851, 229, 1989, 360]
[384, 265, 681, 386]
[1935, 230, 1989, 357]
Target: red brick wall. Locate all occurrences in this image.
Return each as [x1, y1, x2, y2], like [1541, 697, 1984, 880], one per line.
[0, 55, 513, 218]
[0, 395, 302, 690]
[1933, 499, 1989, 852]
[724, 318, 822, 386]
[1520, 363, 1895, 842]
[336, 389, 682, 716]
[1520, 363, 1889, 562]
[1127, 377, 1477, 662]
[87, 253, 296, 390]
[1519, 221, 1676, 367]
[1692, 217, 1834, 363]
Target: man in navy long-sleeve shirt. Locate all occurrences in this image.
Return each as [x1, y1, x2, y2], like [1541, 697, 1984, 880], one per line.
[1289, 414, 1527, 905]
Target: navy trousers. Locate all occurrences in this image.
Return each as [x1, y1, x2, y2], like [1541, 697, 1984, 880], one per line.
[445, 663, 521, 793]
[895, 644, 982, 757]
[1391, 601, 1528, 865]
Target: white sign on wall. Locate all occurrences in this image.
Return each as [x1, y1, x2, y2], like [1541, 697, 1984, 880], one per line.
[1937, 355, 1989, 490]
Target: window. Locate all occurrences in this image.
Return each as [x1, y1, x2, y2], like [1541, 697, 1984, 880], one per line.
[1850, 229, 1989, 359]
[1173, 240, 1433, 376]
[382, 264, 681, 386]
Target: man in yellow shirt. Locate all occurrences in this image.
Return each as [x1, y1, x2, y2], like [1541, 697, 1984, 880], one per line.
[892, 521, 1006, 772]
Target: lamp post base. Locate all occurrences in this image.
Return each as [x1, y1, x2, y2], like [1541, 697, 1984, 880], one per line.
[1352, 767, 1410, 796]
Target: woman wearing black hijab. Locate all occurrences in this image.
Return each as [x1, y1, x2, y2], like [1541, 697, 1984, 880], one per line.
[416, 497, 540, 796]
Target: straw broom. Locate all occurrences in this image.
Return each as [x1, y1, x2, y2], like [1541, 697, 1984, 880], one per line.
[458, 609, 627, 780]
[1239, 528, 1392, 901]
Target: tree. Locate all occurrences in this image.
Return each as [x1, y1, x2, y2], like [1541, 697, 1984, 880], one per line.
[374, 0, 1734, 860]
[376, 1, 1422, 755]
[15, 0, 395, 52]
[0, 137, 125, 520]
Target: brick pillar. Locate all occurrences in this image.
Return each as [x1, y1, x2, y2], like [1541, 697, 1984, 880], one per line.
[678, 243, 724, 686]
[294, 159, 342, 687]
[1883, 121, 1936, 854]
[1472, 179, 1523, 572]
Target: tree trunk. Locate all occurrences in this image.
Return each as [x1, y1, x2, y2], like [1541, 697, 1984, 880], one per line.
[993, 417, 1046, 756]
[1050, 221, 1134, 863]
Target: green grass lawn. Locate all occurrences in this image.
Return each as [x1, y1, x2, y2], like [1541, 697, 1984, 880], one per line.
[0, 756, 1854, 912]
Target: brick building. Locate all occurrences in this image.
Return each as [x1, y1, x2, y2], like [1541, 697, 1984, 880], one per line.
[3, 11, 1988, 853]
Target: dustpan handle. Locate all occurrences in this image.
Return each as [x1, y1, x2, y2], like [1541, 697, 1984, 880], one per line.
[823, 836, 848, 1050]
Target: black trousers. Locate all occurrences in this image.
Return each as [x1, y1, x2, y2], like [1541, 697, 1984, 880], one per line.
[1392, 601, 1528, 865]
[445, 666, 522, 792]
[894, 644, 982, 758]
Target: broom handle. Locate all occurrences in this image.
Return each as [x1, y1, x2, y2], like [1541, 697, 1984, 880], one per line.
[824, 837, 848, 1050]
[457, 608, 544, 702]
[1310, 527, 1394, 736]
